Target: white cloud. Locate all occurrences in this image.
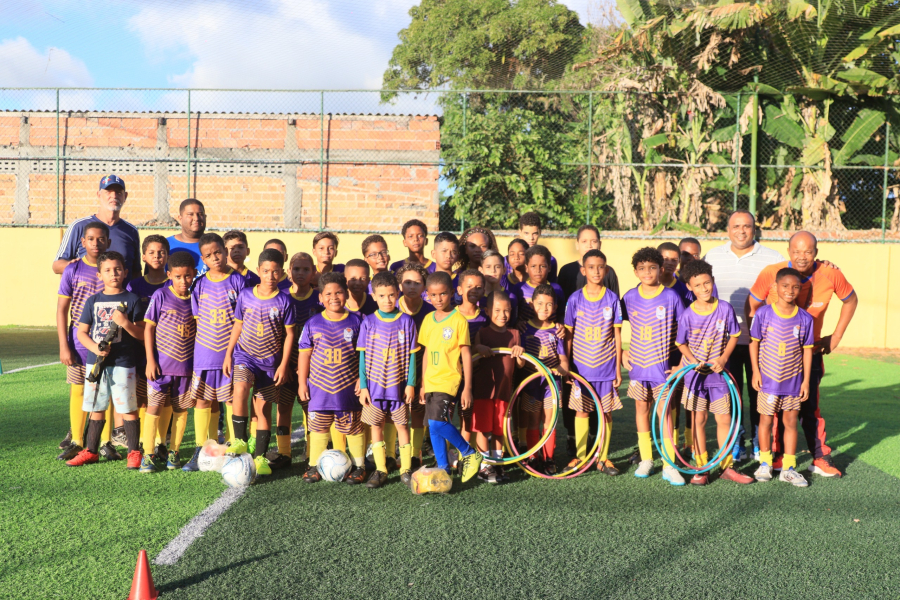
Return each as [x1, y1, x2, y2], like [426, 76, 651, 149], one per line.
[0, 36, 93, 87]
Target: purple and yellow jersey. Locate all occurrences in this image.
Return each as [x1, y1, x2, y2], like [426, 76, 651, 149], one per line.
[298, 311, 363, 411]
[144, 286, 196, 376]
[286, 288, 323, 374]
[58, 258, 103, 354]
[564, 287, 622, 382]
[276, 273, 292, 292]
[622, 285, 684, 384]
[749, 304, 815, 396]
[126, 276, 167, 314]
[357, 312, 419, 401]
[346, 294, 378, 317]
[460, 308, 488, 342]
[238, 266, 261, 287]
[511, 280, 566, 326]
[399, 297, 435, 384]
[191, 268, 246, 370]
[390, 258, 434, 273]
[675, 300, 740, 390]
[233, 287, 296, 370]
[522, 320, 565, 373]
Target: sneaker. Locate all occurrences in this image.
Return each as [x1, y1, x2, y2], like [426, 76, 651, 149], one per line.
[754, 463, 774, 482]
[126, 450, 143, 470]
[57, 443, 82, 461]
[734, 446, 748, 463]
[345, 466, 366, 485]
[66, 448, 100, 466]
[597, 459, 620, 476]
[385, 456, 398, 473]
[227, 439, 248, 456]
[59, 429, 72, 449]
[634, 459, 654, 478]
[772, 454, 783, 472]
[544, 461, 558, 476]
[477, 465, 494, 482]
[167, 450, 181, 470]
[809, 455, 842, 478]
[628, 449, 641, 465]
[562, 458, 582, 475]
[690, 473, 708, 485]
[719, 467, 754, 484]
[139, 455, 159, 473]
[267, 454, 291, 471]
[662, 465, 686, 487]
[779, 467, 809, 487]
[99, 442, 122, 461]
[303, 465, 321, 483]
[111, 427, 127, 447]
[366, 470, 388, 488]
[460, 451, 483, 483]
[182, 447, 202, 472]
[400, 470, 413, 487]
[254, 455, 272, 476]
[247, 436, 256, 456]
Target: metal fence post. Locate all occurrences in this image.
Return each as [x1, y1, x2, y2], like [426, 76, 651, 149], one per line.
[56, 89, 60, 226]
[749, 85, 759, 217]
[883, 121, 891, 243]
[319, 90, 325, 231]
[734, 92, 741, 211]
[587, 91, 593, 225]
[187, 90, 191, 198]
[460, 92, 467, 233]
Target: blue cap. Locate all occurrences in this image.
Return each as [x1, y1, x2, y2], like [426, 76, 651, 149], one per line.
[99, 174, 125, 190]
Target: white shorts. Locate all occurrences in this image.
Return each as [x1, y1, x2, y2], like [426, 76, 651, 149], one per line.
[82, 365, 138, 414]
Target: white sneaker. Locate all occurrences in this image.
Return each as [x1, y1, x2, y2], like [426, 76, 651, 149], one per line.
[662, 464, 686, 486]
[754, 463, 773, 482]
[779, 467, 809, 487]
[634, 459, 654, 478]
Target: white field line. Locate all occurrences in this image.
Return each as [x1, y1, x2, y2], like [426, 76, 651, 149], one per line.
[3, 361, 61, 374]
[153, 425, 306, 566]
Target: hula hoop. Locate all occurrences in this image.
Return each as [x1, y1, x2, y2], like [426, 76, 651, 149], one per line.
[505, 372, 607, 479]
[472, 348, 560, 466]
[651, 362, 742, 475]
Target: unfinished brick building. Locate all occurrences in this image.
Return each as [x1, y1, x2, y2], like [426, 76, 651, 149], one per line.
[0, 112, 441, 232]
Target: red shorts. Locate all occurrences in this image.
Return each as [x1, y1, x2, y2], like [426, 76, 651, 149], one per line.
[472, 398, 509, 437]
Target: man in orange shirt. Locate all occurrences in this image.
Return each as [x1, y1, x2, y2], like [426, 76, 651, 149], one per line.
[747, 231, 858, 478]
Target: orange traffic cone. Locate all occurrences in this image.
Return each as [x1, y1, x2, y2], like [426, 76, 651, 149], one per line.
[127, 549, 159, 600]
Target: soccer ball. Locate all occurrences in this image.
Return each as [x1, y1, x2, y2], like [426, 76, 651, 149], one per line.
[409, 467, 453, 495]
[221, 453, 257, 488]
[317, 450, 352, 482]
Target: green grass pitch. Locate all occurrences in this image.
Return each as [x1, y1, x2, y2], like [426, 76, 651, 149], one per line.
[2, 332, 900, 599]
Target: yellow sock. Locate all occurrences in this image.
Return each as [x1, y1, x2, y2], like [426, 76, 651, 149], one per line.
[684, 427, 693, 449]
[142, 414, 159, 454]
[638, 431, 653, 462]
[209, 408, 220, 441]
[574, 416, 590, 460]
[309, 432, 330, 466]
[760, 450, 774, 465]
[720, 454, 734, 470]
[346, 433, 366, 467]
[696, 451, 709, 468]
[599, 420, 612, 462]
[70, 384, 86, 446]
[331, 423, 346, 452]
[250, 421, 258, 438]
[157, 406, 173, 447]
[399, 443, 412, 473]
[372, 441, 387, 473]
[194, 408, 212, 445]
[171, 411, 188, 451]
[411, 427, 424, 459]
[138, 406, 147, 441]
[101, 406, 113, 443]
[276, 434, 291, 457]
[783, 454, 797, 470]
[663, 434, 675, 463]
[225, 403, 235, 442]
[384, 423, 398, 459]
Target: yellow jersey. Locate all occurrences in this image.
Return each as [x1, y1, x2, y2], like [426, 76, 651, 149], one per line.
[418, 309, 470, 395]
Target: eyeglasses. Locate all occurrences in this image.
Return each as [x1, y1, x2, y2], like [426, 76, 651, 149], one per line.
[366, 251, 389, 260]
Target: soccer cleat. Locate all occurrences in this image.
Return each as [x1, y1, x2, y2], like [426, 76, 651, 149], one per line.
[754, 463, 774, 482]
[400, 470, 413, 487]
[720, 467, 754, 484]
[562, 458, 581, 475]
[57, 443, 83, 461]
[809, 455, 842, 478]
[477, 465, 494, 482]
[385, 456, 398, 473]
[99, 442, 122, 461]
[111, 427, 127, 447]
[254, 455, 272, 476]
[628, 449, 641, 465]
[227, 439, 248, 456]
[779, 467, 809, 487]
[167, 450, 181, 470]
[247, 436, 256, 455]
[139, 455, 159, 473]
[126, 450, 143, 470]
[366, 469, 388, 488]
[154, 443, 168, 464]
[59, 429, 72, 449]
[182, 447, 202, 472]
[267, 454, 292, 471]
[66, 449, 100, 467]
[345, 466, 366, 485]
[459, 451, 483, 483]
[634, 460, 654, 478]
[597, 459, 620, 476]
[543, 461, 558, 476]
[690, 473, 709, 486]
[303, 465, 321, 483]
[662, 465, 686, 486]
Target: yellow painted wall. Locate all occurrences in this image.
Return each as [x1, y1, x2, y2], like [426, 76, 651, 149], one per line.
[4, 228, 897, 349]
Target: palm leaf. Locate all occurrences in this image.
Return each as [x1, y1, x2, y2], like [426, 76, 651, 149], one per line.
[832, 109, 886, 165]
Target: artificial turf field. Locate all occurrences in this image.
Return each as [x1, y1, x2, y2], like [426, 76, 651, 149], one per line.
[2, 327, 900, 599]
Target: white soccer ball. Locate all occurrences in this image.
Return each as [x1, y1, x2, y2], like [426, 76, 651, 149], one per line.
[317, 450, 352, 482]
[221, 453, 257, 488]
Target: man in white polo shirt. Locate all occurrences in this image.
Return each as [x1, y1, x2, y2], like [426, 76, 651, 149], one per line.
[704, 211, 783, 460]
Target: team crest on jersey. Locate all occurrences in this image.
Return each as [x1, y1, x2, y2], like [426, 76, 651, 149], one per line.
[442, 327, 453, 340]
[792, 325, 801, 338]
[398, 330, 406, 344]
[715, 319, 725, 332]
[268, 307, 280, 319]
[655, 306, 666, 320]
[343, 328, 353, 342]
[602, 306, 612, 321]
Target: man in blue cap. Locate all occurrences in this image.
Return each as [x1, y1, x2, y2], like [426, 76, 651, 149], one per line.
[52, 174, 141, 280]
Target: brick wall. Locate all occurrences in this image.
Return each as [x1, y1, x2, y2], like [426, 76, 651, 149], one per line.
[0, 112, 441, 231]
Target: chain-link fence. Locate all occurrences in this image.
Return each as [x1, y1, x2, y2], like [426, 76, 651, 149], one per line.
[0, 88, 897, 240]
